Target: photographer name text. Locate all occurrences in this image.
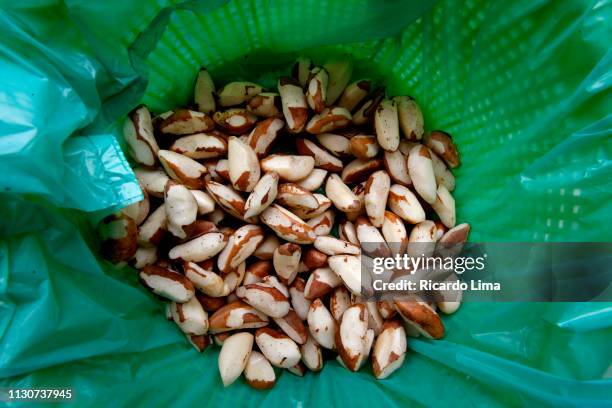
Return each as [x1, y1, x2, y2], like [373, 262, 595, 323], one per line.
[372, 279, 501, 291]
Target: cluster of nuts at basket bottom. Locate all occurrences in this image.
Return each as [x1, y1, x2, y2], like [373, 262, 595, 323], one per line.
[98, 57, 471, 388]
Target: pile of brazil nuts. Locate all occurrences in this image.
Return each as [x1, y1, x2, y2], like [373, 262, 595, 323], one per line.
[99, 57, 471, 388]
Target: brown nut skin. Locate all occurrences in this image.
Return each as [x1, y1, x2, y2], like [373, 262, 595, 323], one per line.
[371, 319, 406, 379]
[260, 154, 315, 182]
[349, 135, 380, 161]
[213, 332, 231, 346]
[255, 326, 302, 368]
[334, 303, 368, 371]
[388, 184, 426, 224]
[247, 93, 282, 118]
[213, 109, 258, 135]
[187, 334, 211, 352]
[381, 211, 409, 255]
[276, 183, 319, 211]
[139, 264, 195, 302]
[325, 174, 361, 212]
[185, 220, 218, 240]
[316, 133, 352, 157]
[205, 180, 251, 221]
[436, 223, 470, 258]
[154, 258, 177, 270]
[295, 138, 343, 172]
[124, 105, 159, 166]
[302, 248, 328, 269]
[272, 243, 301, 285]
[291, 276, 306, 291]
[434, 221, 448, 241]
[306, 107, 352, 134]
[344, 182, 366, 221]
[439, 223, 470, 243]
[338, 80, 371, 112]
[253, 234, 280, 260]
[307, 209, 334, 236]
[278, 77, 309, 133]
[307, 298, 337, 350]
[394, 300, 445, 339]
[259, 204, 317, 244]
[377, 301, 397, 319]
[169, 133, 227, 160]
[227, 136, 260, 192]
[245, 260, 272, 280]
[352, 87, 385, 125]
[338, 220, 359, 245]
[217, 225, 265, 274]
[244, 172, 279, 219]
[197, 258, 214, 271]
[287, 362, 307, 377]
[424, 130, 461, 168]
[244, 351, 276, 390]
[383, 149, 411, 186]
[364, 170, 391, 228]
[395, 95, 423, 141]
[274, 309, 309, 345]
[195, 293, 226, 312]
[329, 286, 352, 321]
[223, 228, 244, 246]
[160, 109, 215, 135]
[247, 117, 284, 159]
[305, 67, 328, 113]
[134, 167, 169, 198]
[355, 215, 392, 258]
[236, 282, 291, 318]
[99, 213, 138, 263]
[293, 194, 332, 220]
[304, 267, 341, 300]
[208, 300, 269, 333]
[217, 82, 262, 107]
[341, 158, 384, 184]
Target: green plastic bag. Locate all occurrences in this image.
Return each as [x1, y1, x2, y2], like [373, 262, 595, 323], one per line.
[1, 0, 611, 406]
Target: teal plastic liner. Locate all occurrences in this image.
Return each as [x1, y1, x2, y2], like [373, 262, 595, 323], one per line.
[0, 0, 611, 406]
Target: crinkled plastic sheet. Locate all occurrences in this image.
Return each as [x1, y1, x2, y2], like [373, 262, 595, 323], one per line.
[0, 0, 611, 406]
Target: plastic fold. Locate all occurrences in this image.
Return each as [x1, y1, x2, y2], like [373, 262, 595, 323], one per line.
[0, 0, 610, 406]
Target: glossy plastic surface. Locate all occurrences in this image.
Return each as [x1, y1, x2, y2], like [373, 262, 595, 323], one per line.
[0, 0, 610, 406]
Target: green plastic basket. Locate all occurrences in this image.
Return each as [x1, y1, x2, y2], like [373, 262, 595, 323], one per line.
[0, 0, 610, 406]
